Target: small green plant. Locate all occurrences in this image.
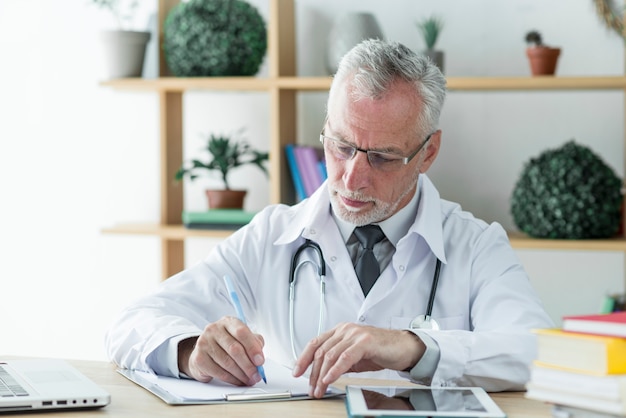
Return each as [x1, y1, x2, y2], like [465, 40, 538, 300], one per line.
[416, 15, 444, 50]
[175, 130, 269, 190]
[88, 0, 139, 29]
[525, 30, 544, 47]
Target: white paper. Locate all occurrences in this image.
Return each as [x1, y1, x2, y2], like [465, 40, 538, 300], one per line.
[134, 359, 314, 401]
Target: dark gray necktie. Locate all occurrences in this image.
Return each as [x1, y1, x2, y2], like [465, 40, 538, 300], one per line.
[354, 225, 385, 296]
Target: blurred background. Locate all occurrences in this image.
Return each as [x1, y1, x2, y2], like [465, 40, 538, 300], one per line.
[0, 0, 624, 361]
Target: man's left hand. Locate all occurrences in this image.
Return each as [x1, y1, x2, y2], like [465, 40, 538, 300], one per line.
[292, 322, 426, 398]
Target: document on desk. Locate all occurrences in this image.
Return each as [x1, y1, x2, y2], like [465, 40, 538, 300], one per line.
[118, 359, 344, 405]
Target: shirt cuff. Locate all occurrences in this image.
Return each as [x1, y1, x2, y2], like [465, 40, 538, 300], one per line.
[147, 333, 200, 378]
[407, 331, 440, 385]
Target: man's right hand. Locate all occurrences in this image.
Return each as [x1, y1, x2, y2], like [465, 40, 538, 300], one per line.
[177, 316, 266, 386]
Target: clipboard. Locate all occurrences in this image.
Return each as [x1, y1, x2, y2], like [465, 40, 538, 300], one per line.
[117, 359, 344, 405]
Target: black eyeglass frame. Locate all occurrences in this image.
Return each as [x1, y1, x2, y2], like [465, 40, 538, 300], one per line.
[319, 129, 433, 171]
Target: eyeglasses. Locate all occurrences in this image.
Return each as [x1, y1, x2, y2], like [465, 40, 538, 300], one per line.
[319, 130, 433, 172]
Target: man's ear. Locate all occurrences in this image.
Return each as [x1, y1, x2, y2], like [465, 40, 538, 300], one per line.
[419, 130, 441, 173]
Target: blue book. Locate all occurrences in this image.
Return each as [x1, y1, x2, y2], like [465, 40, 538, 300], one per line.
[317, 160, 327, 181]
[294, 146, 322, 197]
[285, 144, 306, 201]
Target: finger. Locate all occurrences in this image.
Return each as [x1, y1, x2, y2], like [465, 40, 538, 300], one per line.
[192, 318, 263, 386]
[298, 326, 352, 398]
[192, 324, 252, 385]
[309, 324, 376, 398]
[218, 317, 265, 382]
[292, 329, 332, 377]
[190, 342, 249, 386]
[221, 317, 266, 365]
[312, 334, 358, 398]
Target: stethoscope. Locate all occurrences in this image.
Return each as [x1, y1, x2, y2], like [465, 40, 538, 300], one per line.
[288, 239, 442, 360]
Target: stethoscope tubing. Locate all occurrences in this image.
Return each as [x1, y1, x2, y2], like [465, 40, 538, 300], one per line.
[289, 240, 326, 360]
[288, 238, 442, 358]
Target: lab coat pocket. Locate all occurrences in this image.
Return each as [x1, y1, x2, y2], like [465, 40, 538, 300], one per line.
[390, 314, 465, 330]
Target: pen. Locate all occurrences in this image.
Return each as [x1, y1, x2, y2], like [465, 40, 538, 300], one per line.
[223, 275, 267, 384]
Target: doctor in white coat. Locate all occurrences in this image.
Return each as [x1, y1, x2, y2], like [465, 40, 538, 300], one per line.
[105, 39, 554, 398]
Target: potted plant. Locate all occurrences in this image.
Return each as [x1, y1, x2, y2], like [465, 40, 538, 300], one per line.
[416, 15, 444, 73]
[524, 30, 561, 76]
[511, 140, 622, 239]
[89, 0, 151, 79]
[175, 130, 270, 209]
[163, 0, 267, 76]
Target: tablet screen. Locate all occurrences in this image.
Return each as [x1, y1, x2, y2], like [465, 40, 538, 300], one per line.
[364, 387, 486, 412]
[345, 386, 506, 418]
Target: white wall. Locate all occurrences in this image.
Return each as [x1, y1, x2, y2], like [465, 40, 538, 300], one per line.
[0, 0, 624, 361]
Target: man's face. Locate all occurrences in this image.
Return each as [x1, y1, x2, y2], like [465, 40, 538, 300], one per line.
[324, 78, 439, 226]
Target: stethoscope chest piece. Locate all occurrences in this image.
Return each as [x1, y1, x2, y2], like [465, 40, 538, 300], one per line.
[409, 314, 440, 330]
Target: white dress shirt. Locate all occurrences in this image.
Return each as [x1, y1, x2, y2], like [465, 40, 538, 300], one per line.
[104, 174, 554, 391]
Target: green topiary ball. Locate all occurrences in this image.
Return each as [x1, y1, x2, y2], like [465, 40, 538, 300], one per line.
[510, 140, 623, 239]
[163, 0, 267, 77]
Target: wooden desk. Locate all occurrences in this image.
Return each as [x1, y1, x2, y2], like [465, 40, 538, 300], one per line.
[10, 359, 552, 417]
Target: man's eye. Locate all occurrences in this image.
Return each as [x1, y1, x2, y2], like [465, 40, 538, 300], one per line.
[369, 153, 397, 164]
[336, 144, 354, 155]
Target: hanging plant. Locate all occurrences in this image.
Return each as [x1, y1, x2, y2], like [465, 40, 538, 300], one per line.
[163, 0, 267, 76]
[510, 140, 622, 239]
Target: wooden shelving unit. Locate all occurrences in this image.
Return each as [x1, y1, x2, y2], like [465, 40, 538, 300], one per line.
[102, 0, 626, 279]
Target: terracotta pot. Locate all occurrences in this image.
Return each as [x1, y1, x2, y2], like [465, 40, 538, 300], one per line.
[205, 189, 247, 209]
[526, 47, 561, 76]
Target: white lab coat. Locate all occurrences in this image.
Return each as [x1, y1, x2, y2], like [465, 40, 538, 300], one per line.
[105, 175, 554, 391]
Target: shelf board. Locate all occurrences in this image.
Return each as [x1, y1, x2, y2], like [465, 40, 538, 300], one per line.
[103, 223, 626, 251]
[100, 77, 274, 92]
[100, 76, 626, 93]
[447, 76, 626, 90]
[508, 232, 626, 251]
[102, 223, 235, 239]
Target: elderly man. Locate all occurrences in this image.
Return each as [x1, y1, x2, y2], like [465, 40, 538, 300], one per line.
[105, 39, 553, 398]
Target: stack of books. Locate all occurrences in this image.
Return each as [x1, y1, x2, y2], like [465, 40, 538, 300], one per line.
[182, 209, 257, 230]
[526, 311, 626, 417]
[285, 144, 327, 201]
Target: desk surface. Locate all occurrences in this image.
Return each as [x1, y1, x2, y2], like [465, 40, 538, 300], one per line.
[6, 359, 552, 417]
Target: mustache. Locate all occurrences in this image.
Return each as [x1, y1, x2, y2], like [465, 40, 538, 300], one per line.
[334, 189, 377, 204]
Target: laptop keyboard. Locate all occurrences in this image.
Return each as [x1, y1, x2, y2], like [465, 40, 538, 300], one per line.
[0, 366, 29, 397]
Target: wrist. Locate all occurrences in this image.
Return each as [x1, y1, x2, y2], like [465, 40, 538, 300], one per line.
[177, 336, 198, 377]
[403, 330, 426, 371]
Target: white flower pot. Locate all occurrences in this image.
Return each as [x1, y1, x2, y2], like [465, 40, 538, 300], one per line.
[326, 13, 384, 75]
[100, 30, 151, 79]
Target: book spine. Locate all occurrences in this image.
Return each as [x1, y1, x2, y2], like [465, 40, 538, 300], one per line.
[182, 210, 256, 224]
[299, 146, 324, 196]
[293, 146, 315, 197]
[317, 160, 327, 181]
[534, 329, 626, 374]
[285, 144, 307, 201]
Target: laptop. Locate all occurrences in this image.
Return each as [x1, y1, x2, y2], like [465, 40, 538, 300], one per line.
[0, 358, 110, 413]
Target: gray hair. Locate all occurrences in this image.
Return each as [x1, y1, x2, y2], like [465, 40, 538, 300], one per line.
[328, 39, 447, 137]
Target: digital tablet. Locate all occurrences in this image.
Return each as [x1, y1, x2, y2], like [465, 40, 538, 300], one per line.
[345, 386, 507, 418]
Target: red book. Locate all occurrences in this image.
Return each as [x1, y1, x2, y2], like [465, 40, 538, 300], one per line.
[562, 311, 626, 337]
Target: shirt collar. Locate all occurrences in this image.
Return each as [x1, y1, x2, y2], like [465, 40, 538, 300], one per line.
[274, 175, 448, 264]
[273, 182, 333, 245]
[412, 175, 447, 263]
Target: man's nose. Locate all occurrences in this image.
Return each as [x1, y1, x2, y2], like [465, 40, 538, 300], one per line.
[342, 150, 371, 189]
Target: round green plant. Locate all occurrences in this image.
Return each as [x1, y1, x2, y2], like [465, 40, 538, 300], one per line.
[163, 0, 267, 76]
[510, 140, 622, 239]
